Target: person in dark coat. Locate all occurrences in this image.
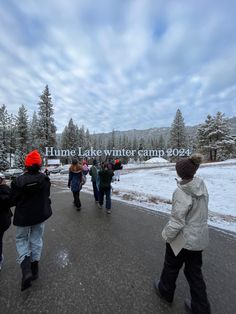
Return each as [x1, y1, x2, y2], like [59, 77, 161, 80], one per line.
[0, 174, 12, 271]
[68, 159, 83, 210]
[98, 163, 114, 214]
[11, 150, 52, 291]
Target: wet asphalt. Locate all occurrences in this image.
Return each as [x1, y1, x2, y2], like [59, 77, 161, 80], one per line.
[0, 185, 236, 314]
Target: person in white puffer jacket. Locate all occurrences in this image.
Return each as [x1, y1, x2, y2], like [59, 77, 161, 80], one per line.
[154, 154, 211, 314]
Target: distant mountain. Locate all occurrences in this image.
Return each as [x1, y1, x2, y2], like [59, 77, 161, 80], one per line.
[95, 116, 236, 139]
[56, 116, 236, 146]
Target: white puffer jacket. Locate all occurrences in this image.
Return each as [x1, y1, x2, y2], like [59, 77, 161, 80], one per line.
[162, 176, 209, 251]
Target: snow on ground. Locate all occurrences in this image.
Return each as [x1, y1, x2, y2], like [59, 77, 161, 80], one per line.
[51, 159, 236, 234]
[144, 157, 169, 163]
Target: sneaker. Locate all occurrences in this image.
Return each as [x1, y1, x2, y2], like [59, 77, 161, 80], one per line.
[184, 299, 192, 313]
[106, 209, 111, 214]
[98, 204, 102, 209]
[76, 206, 81, 211]
[0, 255, 4, 271]
[154, 280, 173, 305]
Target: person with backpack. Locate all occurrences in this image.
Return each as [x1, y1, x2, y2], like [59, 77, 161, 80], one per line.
[11, 150, 52, 291]
[154, 154, 211, 313]
[0, 173, 12, 271]
[68, 159, 83, 211]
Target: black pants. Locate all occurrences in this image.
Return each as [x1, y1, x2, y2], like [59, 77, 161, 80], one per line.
[73, 191, 81, 208]
[0, 229, 4, 260]
[92, 181, 99, 201]
[159, 243, 211, 314]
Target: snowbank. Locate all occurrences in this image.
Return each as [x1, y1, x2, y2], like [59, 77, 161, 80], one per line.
[145, 157, 169, 164]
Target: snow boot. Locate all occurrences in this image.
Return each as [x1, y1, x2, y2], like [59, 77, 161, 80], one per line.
[21, 256, 32, 291]
[31, 261, 39, 280]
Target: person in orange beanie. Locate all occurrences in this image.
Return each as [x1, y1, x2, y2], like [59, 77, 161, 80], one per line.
[11, 150, 52, 291]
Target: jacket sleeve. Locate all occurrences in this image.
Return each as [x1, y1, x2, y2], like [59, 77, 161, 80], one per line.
[0, 191, 11, 210]
[10, 178, 21, 207]
[68, 171, 72, 187]
[162, 189, 192, 242]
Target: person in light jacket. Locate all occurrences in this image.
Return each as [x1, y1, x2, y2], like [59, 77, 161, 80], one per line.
[154, 154, 211, 314]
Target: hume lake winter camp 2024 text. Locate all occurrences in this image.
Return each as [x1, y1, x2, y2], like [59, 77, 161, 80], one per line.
[45, 147, 191, 158]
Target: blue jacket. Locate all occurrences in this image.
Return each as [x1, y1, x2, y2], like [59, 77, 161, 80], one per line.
[68, 170, 83, 192]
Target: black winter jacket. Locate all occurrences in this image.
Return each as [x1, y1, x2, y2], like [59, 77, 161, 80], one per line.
[0, 184, 12, 232]
[11, 172, 52, 227]
[99, 169, 114, 189]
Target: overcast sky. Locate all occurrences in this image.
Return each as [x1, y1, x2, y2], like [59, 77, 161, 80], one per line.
[0, 0, 236, 133]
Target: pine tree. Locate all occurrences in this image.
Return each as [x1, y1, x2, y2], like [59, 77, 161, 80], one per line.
[8, 114, 17, 168]
[92, 132, 98, 149]
[85, 128, 91, 150]
[157, 134, 166, 150]
[37, 85, 57, 153]
[168, 109, 188, 150]
[29, 111, 40, 150]
[61, 118, 80, 163]
[197, 112, 235, 161]
[14, 105, 29, 168]
[78, 125, 86, 148]
[107, 129, 116, 150]
[0, 104, 10, 170]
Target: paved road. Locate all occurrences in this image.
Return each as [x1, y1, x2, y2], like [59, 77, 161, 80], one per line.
[0, 186, 236, 314]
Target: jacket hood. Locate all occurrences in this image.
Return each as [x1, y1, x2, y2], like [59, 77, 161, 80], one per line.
[177, 176, 208, 197]
[15, 172, 46, 195]
[69, 164, 83, 173]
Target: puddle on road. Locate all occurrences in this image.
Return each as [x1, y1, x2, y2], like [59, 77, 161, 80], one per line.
[55, 249, 71, 268]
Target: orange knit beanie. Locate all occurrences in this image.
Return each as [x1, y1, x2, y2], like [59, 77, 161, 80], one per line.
[25, 150, 42, 167]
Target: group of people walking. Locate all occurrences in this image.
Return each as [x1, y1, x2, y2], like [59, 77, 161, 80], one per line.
[68, 158, 115, 214]
[0, 150, 211, 313]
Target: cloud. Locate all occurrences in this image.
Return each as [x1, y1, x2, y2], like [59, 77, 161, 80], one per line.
[0, 0, 236, 133]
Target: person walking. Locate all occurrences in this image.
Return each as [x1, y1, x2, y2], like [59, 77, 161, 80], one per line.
[89, 159, 99, 203]
[0, 173, 12, 271]
[113, 159, 122, 182]
[98, 162, 114, 214]
[154, 154, 211, 314]
[11, 150, 52, 291]
[68, 159, 83, 211]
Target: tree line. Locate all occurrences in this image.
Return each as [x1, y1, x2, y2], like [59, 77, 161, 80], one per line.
[0, 86, 235, 169]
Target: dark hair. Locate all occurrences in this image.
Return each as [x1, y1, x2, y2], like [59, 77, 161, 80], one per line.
[26, 164, 41, 173]
[72, 158, 78, 165]
[93, 159, 97, 165]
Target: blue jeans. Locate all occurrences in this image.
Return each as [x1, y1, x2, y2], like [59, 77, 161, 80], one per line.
[99, 187, 111, 209]
[15, 223, 45, 264]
